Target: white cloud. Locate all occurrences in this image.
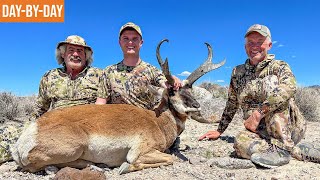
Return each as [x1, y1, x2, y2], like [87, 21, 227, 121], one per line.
[178, 71, 191, 76]
[291, 55, 296, 58]
[273, 41, 278, 44]
[215, 80, 225, 83]
[277, 44, 284, 47]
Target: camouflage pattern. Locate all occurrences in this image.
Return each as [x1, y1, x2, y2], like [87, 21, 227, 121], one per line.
[234, 130, 269, 159]
[119, 22, 143, 38]
[245, 24, 271, 38]
[97, 60, 166, 109]
[34, 66, 102, 118]
[57, 35, 93, 54]
[0, 122, 26, 163]
[218, 54, 306, 157]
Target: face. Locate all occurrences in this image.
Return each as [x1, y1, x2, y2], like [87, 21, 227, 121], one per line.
[119, 30, 143, 56]
[62, 44, 87, 72]
[245, 32, 272, 65]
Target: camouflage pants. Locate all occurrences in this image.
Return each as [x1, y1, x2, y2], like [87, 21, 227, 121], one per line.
[234, 75, 306, 159]
[0, 122, 27, 163]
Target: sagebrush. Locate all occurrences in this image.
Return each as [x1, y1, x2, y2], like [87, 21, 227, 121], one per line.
[295, 87, 320, 122]
[0, 92, 36, 122]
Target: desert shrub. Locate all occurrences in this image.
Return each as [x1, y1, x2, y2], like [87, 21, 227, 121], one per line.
[198, 82, 228, 99]
[0, 92, 37, 122]
[295, 87, 320, 122]
[0, 92, 20, 121]
[18, 95, 36, 116]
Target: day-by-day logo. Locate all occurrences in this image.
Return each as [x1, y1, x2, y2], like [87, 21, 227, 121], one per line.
[0, 0, 64, 22]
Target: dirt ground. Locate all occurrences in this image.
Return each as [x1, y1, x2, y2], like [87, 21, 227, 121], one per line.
[1, 112, 319, 180]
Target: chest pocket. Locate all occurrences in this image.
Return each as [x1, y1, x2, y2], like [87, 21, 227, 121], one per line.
[76, 75, 100, 100]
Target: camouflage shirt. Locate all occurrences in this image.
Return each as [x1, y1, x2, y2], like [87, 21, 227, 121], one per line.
[34, 66, 102, 117]
[97, 60, 166, 109]
[217, 54, 297, 133]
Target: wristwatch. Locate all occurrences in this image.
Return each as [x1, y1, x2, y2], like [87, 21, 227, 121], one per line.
[257, 108, 265, 116]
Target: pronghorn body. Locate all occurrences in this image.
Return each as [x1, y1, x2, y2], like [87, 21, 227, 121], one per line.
[12, 39, 225, 174]
[13, 103, 180, 173]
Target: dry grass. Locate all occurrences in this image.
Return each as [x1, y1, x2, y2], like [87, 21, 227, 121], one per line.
[0, 92, 36, 123]
[295, 87, 320, 122]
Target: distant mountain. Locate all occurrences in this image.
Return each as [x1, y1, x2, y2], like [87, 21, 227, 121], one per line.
[308, 85, 320, 89]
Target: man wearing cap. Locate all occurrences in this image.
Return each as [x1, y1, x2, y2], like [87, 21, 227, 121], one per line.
[95, 22, 183, 157]
[34, 35, 102, 117]
[95, 22, 181, 108]
[0, 35, 102, 164]
[199, 24, 319, 168]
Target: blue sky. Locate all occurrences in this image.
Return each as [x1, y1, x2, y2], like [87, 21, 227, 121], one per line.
[0, 0, 319, 96]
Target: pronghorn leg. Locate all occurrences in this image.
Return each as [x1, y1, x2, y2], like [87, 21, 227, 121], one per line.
[119, 150, 173, 174]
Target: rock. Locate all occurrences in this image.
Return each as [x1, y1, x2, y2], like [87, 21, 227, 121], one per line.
[53, 167, 106, 180]
[192, 86, 213, 101]
[209, 157, 255, 169]
[191, 86, 226, 123]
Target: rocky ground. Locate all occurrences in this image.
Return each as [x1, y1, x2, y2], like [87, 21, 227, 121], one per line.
[1, 113, 320, 180]
[1, 88, 319, 180]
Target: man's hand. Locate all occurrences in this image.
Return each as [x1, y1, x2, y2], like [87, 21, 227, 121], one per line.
[164, 75, 182, 90]
[243, 110, 263, 133]
[172, 76, 182, 90]
[198, 130, 221, 141]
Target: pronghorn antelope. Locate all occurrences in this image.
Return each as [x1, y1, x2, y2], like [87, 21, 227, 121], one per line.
[12, 39, 225, 174]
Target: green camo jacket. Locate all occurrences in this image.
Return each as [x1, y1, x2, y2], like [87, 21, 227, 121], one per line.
[97, 60, 166, 109]
[217, 54, 297, 133]
[34, 66, 102, 117]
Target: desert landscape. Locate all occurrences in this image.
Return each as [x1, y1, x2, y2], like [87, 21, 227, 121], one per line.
[0, 84, 319, 180]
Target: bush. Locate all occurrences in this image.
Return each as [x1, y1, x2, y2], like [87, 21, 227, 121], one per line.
[198, 82, 228, 99]
[18, 95, 36, 116]
[0, 92, 36, 122]
[0, 92, 20, 121]
[295, 87, 320, 122]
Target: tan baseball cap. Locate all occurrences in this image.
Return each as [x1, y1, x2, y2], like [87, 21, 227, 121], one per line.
[245, 24, 271, 39]
[119, 22, 143, 38]
[57, 35, 93, 53]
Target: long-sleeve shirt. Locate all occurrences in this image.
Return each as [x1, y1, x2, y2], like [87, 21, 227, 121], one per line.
[217, 54, 297, 133]
[34, 66, 102, 117]
[97, 60, 166, 110]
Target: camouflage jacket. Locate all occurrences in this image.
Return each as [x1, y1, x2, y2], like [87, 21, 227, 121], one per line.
[217, 54, 297, 133]
[97, 60, 166, 109]
[34, 66, 102, 117]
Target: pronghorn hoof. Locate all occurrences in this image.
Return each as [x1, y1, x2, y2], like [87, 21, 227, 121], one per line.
[118, 162, 130, 174]
[44, 165, 59, 175]
[89, 164, 105, 172]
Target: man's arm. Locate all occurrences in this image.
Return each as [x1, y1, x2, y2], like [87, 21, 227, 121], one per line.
[95, 70, 111, 104]
[244, 61, 296, 132]
[259, 61, 297, 116]
[33, 75, 51, 118]
[199, 68, 239, 140]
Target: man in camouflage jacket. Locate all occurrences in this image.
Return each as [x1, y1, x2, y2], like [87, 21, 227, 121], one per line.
[199, 24, 319, 168]
[96, 22, 181, 108]
[95, 22, 183, 157]
[0, 35, 102, 163]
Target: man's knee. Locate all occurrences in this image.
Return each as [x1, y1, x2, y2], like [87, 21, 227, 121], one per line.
[234, 131, 269, 159]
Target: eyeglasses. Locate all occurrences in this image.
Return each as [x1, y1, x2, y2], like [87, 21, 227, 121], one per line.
[245, 41, 268, 47]
[121, 37, 141, 43]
